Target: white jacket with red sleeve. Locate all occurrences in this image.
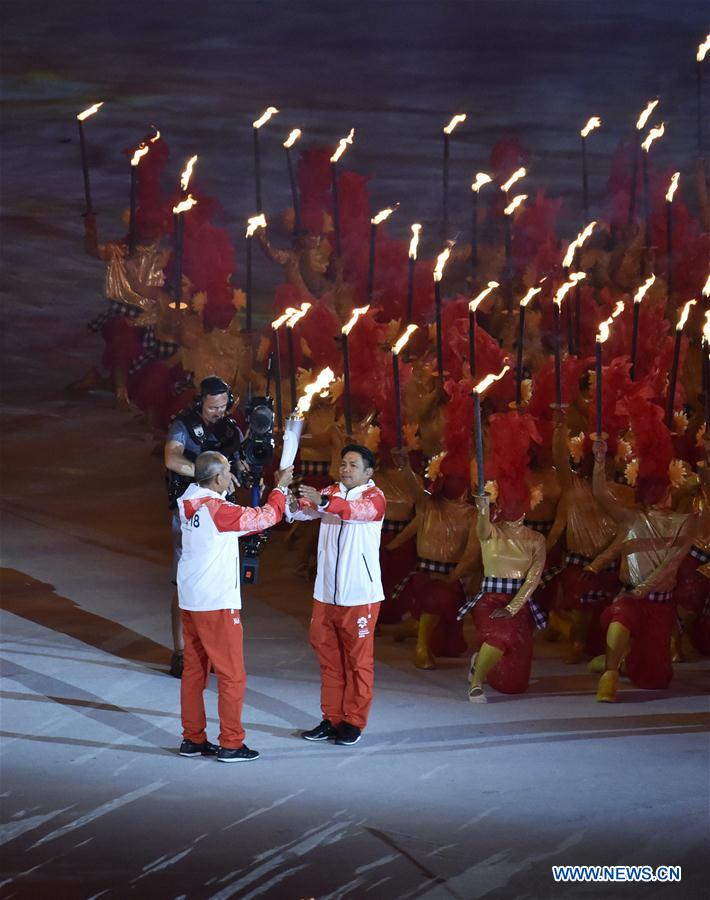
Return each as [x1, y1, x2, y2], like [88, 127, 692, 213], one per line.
[286, 480, 385, 606]
[177, 483, 286, 612]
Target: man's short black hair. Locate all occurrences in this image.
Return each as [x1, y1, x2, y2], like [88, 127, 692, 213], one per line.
[341, 443, 376, 471]
[200, 376, 230, 397]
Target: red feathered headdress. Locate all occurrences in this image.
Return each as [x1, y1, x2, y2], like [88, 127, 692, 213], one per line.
[625, 394, 674, 506]
[486, 411, 542, 521]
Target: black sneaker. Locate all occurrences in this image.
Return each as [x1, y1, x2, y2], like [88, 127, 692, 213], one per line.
[169, 651, 184, 679]
[179, 739, 219, 757]
[334, 722, 362, 746]
[301, 719, 337, 742]
[217, 745, 260, 763]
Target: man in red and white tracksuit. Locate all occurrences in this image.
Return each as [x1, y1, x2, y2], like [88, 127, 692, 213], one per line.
[177, 451, 292, 762]
[288, 443, 385, 746]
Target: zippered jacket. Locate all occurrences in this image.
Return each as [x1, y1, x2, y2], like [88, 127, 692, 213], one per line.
[287, 480, 386, 606]
[177, 483, 286, 611]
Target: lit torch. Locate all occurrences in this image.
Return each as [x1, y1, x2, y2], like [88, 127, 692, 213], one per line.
[471, 172, 493, 279]
[391, 324, 419, 448]
[665, 172, 680, 299]
[628, 98, 659, 225]
[515, 283, 543, 406]
[407, 223, 422, 321]
[433, 245, 453, 379]
[76, 101, 104, 215]
[341, 305, 370, 436]
[468, 282, 499, 378]
[280, 367, 336, 470]
[641, 122, 665, 257]
[270, 306, 300, 430]
[472, 365, 510, 495]
[128, 143, 149, 256]
[283, 128, 303, 233]
[252, 106, 279, 212]
[285, 303, 312, 411]
[330, 128, 355, 256]
[368, 205, 399, 303]
[580, 117, 601, 218]
[666, 299, 697, 426]
[630, 273, 656, 379]
[442, 113, 467, 241]
[594, 315, 615, 439]
[552, 274, 586, 403]
[244, 214, 267, 333]
[702, 305, 710, 432]
[562, 221, 596, 353]
[501, 167, 526, 195]
[503, 194, 527, 311]
[170, 194, 197, 312]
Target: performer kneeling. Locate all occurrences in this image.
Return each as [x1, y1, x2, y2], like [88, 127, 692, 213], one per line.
[177, 452, 292, 762]
[288, 444, 385, 746]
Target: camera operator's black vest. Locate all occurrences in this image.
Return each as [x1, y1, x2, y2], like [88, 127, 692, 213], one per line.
[165, 411, 242, 509]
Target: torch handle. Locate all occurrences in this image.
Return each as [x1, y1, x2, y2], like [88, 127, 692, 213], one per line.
[272, 328, 283, 431]
[128, 166, 137, 257]
[665, 331, 682, 428]
[435, 280, 444, 381]
[407, 256, 415, 322]
[253, 127, 262, 214]
[474, 391, 485, 496]
[581, 135, 589, 220]
[469, 310, 476, 379]
[392, 352, 402, 449]
[553, 304, 562, 406]
[173, 212, 183, 308]
[331, 162, 341, 257]
[630, 303, 641, 381]
[628, 140, 639, 226]
[471, 190, 478, 280]
[342, 333, 353, 437]
[595, 339, 603, 439]
[367, 222, 376, 303]
[78, 120, 93, 216]
[442, 133, 449, 243]
[666, 200, 673, 300]
[504, 214, 513, 312]
[245, 235, 253, 333]
[515, 306, 525, 406]
[286, 147, 302, 234]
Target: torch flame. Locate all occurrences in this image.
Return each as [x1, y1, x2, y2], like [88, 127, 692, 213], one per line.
[341, 305, 370, 336]
[636, 98, 659, 131]
[703, 273, 710, 297]
[393, 324, 419, 355]
[286, 302, 312, 329]
[408, 223, 422, 260]
[504, 194, 527, 216]
[703, 310, 710, 346]
[501, 167, 526, 193]
[520, 285, 542, 308]
[172, 194, 197, 215]
[272, 307, 298, 330]
[180, 155, 198, 192]
[246, 214, 267, 238]
[554, 273, 586, 308]
[471, 172, 492, 193]
[597, 317, 613, 344]
[295, 367, 336, 416]
[665, 172, 680, 203]
[469, 281, 499, 312]
[580, 116, 601, 138]
[633, 273, 656, 304]
[77, 102, 104, 121]
[473, 365, 510, 396]
[641, 122, 665, 152]
[149, 127, 161, 143]
[283, 128, 302, 148]
[611, 300, 625, 319]
[371, 205, 398, 226]
[562, 220, 597, 269]
[433, 246, 452, 282]
[676, 299, 697, 332]
[698, 34, 710, 62]
[253, 106, 279, 129]
[330, 128, 355, 163]
[130, 144, 149, 166]
[443, 113, 466, 134]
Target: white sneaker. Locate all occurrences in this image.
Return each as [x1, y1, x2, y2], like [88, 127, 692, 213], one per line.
[468, 683, 487, 703]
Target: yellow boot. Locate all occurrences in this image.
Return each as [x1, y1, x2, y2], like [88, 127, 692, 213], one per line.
[587, 654, 606, 674]
[596, 669, 619, 702]
[468, 643, 503, 703]
[415, 613, 440, 669]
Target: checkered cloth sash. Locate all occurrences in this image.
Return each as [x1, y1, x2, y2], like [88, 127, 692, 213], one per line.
[541, 551, 617, 587]
[619, 584, 674, 605]
[689, 545, 710, 565]
[390, 557, 456, 602]
[523, 518, 554, 536]
[300, 460, 330, 477]
[128, 326, 180, 375]
[382, 518, 410, 535]
[88, 300, 141, 333]
[457, 576, 548, 630]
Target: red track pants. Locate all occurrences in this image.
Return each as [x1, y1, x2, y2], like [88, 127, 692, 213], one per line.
[309, 600, 380, 730]
[180, 608, 246, 749]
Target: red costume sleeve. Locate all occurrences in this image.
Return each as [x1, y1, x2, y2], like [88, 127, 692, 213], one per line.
[186, 491, 285, 535]
[326, 488, 386, 522]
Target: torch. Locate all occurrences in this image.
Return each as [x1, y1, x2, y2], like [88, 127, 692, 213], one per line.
[580, 116, 601, 220]
[285, 303, 312, 412]
[407, 223, 422, 321]
[472, 365, 510, 495]
[629, 273, 656, 380]
[171, 194, 197, 312]
[280, 367, 336, 469]
[562, 220, 596, 354]
[665, 172, 679, 300]
[271, 307, 298, 432]
[697, 35, 709, 156]
[553, 274, 586, 405]
[468, 281, 499, 379]
[76, 102, 104, 216]
[392, 324, 419, 448]
[128, 143, 149, 256]
[593, 301, 624, 438]
[442, 113, 466, 241]
[641, 122, 665, 257]
[503, 193, 527, 312]
[341, 305, 370, 437]
[330, 128, 355, 258]
[628, 98, 659, 226]
[252, 106, 279, 213]
[433, 245, 453, 381]
[283, 129, 303, 234]
[180, 154, 198, 197]
[666, 299, 697, 427]
[368, 206, 398, 303]
[516, 285, 543, 406]
[703, 308, 710, 433]
[471, 172, 492, 283]
[245, 214, 267, 333]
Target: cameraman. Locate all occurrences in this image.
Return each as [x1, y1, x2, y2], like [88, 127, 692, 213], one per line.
[164, 375, 245, 677]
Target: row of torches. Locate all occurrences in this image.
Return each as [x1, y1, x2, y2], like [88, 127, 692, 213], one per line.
[76, 35, 710, 491]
